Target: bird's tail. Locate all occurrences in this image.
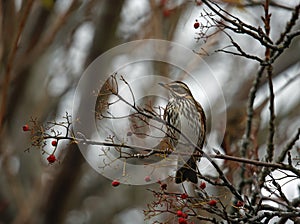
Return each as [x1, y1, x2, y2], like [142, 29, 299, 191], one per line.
[175, 156, 198, 184]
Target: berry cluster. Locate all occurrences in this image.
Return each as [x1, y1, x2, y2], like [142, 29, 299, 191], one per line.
[22, 113, 72, 165]
[23, 123, 58, 164]
[142, 180, 223, 223]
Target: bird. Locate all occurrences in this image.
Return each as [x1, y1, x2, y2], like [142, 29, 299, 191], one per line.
[159, 81, 206, 184]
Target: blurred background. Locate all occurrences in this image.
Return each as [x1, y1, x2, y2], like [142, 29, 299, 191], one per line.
[0, 0, 299, 223]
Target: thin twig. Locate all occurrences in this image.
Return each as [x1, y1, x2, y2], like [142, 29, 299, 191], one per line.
[276, 127, 300, 163]
[201, 0, 279, 50]
[242, 67, 265, 154]
[263, 0, 276, 163]
[216, 31, 264, 63]
[275, 3, 300, 45]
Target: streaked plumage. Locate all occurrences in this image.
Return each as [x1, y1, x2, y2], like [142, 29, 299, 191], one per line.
[159, 81, 206, 184]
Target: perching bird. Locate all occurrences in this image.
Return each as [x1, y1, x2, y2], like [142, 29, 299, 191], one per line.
[159, 81, 206, 184]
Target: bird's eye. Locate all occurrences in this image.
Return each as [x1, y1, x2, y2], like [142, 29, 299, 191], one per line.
[171, 88, 186, 97]
[174, 87, 186, 94]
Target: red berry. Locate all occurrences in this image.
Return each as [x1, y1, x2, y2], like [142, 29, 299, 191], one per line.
[22, 124, 30, 132]
[199, 181, 206, 189]
[51, 140, 57, 146]
[208, 199, 217, 206]
[177, 210, 183, 217]
[236, 200, 244, 207]
[180, 193, 188, 199]
[194, 20, 200, 29]
[182, 213, 188, 218]
[160, 183, 167, 190]
[178, 217, 187, 224]
[144, 176, 151, 182]
[47, 154, 56, 164]
[112, 180, 120, 187]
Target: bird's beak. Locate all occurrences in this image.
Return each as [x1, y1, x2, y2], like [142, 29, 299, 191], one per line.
[158, 82, 168, 89]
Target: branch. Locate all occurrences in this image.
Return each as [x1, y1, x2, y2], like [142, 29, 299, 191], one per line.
[201, 0, 280, 50]
[276, 127, 300, 163]
[263, 0, 276, 163]
[216, 31, 264, 63]
[242, 67, 265, 154]
[265, 65, 275, 162]
[276, 3, 300, 45]
[213, 153, 300, 176]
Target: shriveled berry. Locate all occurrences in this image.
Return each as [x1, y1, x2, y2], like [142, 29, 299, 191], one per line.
[112, 180, 120, 187]
[160, 183, 167, 190]
[208, 199, 217, 206]
[144, 176, 151, 182]
[47, 154, 56, 164]
[22, 124, 30, 132]
[180, 193, 188, 199]
[199, 181, 206, 189]
[236, 200, 244, 207]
